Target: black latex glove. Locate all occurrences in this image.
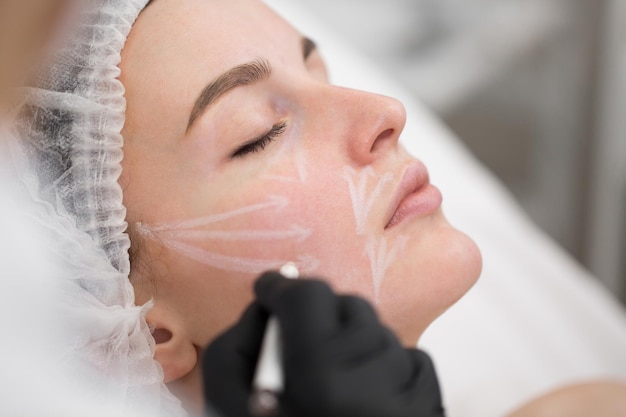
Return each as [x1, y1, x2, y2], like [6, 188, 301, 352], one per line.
[202, 271, 445, 417]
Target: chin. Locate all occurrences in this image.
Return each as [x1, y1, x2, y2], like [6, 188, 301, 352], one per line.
[440, 224, 483, 302]
[379, 221, 482, 345]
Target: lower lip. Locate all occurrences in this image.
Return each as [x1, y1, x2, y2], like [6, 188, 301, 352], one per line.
[386, 184, 443, 229]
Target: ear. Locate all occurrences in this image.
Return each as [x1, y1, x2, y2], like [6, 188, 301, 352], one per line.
[146, 304, 198, 383]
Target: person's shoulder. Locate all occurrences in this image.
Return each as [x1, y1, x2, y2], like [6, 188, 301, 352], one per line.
[506, 380, 626, 417]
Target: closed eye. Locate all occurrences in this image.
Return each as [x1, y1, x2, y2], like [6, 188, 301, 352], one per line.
[231, 122, 288, 159]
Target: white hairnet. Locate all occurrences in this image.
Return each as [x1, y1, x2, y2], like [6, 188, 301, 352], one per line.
[9, 0, 186, 415]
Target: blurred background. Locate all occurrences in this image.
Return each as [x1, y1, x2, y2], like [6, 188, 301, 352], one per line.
[303, 0, 626, 303]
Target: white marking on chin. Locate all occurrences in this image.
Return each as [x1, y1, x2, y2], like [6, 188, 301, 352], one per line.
[366, 236, 408, 302]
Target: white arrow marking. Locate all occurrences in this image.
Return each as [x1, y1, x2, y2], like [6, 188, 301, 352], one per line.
[262, 174, 301, 183]
[366, 236, 408, 301]
[157, 225, 312, 243]
[343, 167, 393, 235]
[138, 195, 289, 234]
[295, 145, 308, 183]
[163, 239, 319, 275]
[261, 146, 308, 184]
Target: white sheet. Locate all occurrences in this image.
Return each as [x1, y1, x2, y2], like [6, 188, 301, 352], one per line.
[264, 2, 626, 416]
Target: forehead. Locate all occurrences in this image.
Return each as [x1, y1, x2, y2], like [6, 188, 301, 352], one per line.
[135, 0, 299, 73]
[120, 0, 301, 139]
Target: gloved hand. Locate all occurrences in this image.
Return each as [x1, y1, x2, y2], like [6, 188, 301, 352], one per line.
[202, 271, 445, 417]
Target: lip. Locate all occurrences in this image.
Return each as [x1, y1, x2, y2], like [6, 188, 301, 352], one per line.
[385, 161, 443, 229]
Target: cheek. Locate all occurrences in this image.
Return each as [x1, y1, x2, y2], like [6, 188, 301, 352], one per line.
[138, 245, 259, 347]
[271, 168, 379, 298]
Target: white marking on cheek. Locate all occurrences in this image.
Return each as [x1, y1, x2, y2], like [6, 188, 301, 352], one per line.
[343, 167, 393, 235]
[259, 119, 308, 184]
[262, 174, 301, 184]
[158, 225, 312, 243]
[366, 236, 408, 302]
[140, 196, 289, 233]
[136, 196, 319, 276]
[295, 145, 308, 183]
[261, 145, 309, 184]
[157, 238, 319, 275]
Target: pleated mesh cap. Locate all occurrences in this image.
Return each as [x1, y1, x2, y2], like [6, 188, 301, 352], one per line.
[15, 0, 146, 276]
[10, 1, 187, 415]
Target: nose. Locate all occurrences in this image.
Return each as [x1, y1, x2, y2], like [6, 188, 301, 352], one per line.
[316, 86, 407, 166]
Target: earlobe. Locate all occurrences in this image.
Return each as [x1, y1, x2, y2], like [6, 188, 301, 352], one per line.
[147, 307, 198, 383]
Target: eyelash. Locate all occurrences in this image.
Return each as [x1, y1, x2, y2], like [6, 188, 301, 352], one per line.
[231, 121, 288, 159]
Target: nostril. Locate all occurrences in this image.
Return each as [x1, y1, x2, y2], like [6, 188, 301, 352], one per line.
[370, 128, 395, 153]
[152, 328, 173, 344]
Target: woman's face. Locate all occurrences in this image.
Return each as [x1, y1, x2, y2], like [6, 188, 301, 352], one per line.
[120, 0, 480, 409]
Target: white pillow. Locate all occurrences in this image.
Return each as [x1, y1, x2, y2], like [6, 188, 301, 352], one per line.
[264, 2, 626, 417]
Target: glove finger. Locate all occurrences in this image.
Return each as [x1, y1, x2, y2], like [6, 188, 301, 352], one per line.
[254, 272, 342, 346]
[333, 296, 411, 381]
[326, 295, 386, 359]
[203, 301, 269, 362]
[338, 295, 381, 328]
[404, 349, 445, 416]
[406, 349, 442, 395]
[202, 303, 268, 417]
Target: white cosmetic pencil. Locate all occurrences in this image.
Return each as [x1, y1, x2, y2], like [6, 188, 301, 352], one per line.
[249, 262, 300, 417]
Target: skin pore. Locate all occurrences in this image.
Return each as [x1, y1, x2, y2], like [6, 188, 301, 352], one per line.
[119, 0, 482, 414]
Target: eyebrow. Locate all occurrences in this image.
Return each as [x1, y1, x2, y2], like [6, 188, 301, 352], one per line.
[187, 36, 318, 132]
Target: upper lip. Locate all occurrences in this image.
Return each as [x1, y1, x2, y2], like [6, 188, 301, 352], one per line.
[384, 160, 430, 229]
